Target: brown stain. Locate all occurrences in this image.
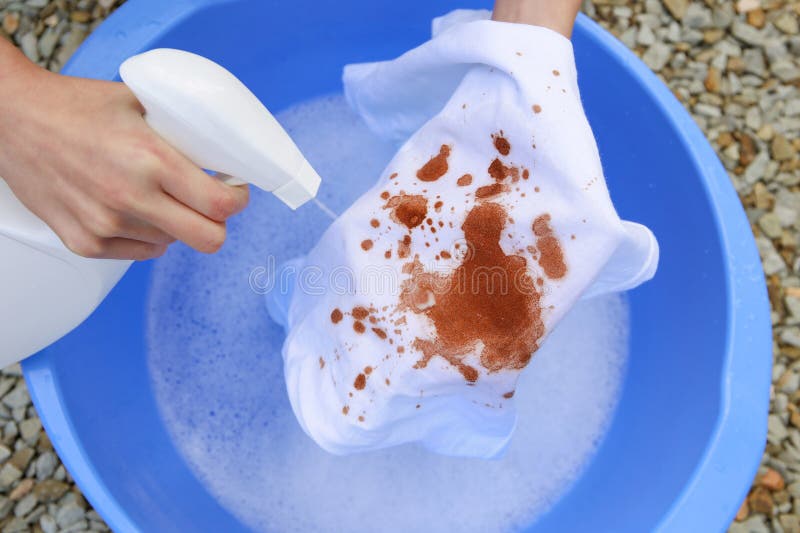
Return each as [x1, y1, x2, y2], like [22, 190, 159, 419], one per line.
[397, 235, 411, 259]
[475, 183, 506, 199]
[488, 159, 520, 183]
[457, 174, 473, 187]
[440, 250, 451, 259]
[354, 373, 366, 390]
[358, 416, 365, 422]
[364, 366, 373, 375]
[353, 321, 366, 334]
[416, 145, 451, 182]
[399, 203, 545, 382]
[533, 214, 567, 279]
[372, 327, 387, 340]
[370, 218, 380, 228]
[352, 306, 369, 320]
[503, 391, 515, 399]
[384, 250, 392, 259]
[553, 69, 560, 76]
[330, 308, 343, 324]
[361, 239, 373, 251]
[532, 104, 542, 114]
[342, 406, 349, 415]
[493, 134, 511, 156]
[384, 194, 428, 230]
[434, 201, 443, 212]
[380, 191, 390, 200]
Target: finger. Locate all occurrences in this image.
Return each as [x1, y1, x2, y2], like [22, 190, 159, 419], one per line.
[113, 214, 177, 245]
[152, 136, 250, 222]
[58, 181, 175, 245]
[131, 191, 228, 254]
[48, 205, 168, 260]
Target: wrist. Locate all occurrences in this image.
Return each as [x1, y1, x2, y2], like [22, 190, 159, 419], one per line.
[492, 0, 582, 38]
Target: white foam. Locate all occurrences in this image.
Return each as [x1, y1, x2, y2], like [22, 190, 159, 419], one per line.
[147, 94, 630, 533]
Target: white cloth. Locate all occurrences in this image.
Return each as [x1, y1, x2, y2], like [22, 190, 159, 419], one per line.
[280, 10, 658, 458]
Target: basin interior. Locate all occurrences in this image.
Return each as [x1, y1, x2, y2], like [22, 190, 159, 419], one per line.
[27, 1, 727, 531]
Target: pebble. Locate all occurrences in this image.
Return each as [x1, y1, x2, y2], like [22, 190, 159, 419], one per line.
[33, 480, 69, 503]
[39, 514, 56, 533]
[55, 503, 84, 528]
[13, 492, 36, 518]
[662, 0, 688, 20]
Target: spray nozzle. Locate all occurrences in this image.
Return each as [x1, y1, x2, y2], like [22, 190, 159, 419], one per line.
[119, 48, 321, 209]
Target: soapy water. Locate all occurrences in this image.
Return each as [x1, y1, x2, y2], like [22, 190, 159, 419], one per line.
[147, 95, 630, 533]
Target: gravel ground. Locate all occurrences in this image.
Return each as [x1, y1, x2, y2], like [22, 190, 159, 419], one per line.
[0, 0, 798, 532]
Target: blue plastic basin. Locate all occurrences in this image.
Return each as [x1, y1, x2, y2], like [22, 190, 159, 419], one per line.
[22, 0, 772, 531]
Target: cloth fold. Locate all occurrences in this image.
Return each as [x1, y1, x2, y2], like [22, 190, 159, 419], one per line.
[279, 9, 659, 458]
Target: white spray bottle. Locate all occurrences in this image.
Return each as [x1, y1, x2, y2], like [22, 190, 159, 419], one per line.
[0, 49, 322, 366]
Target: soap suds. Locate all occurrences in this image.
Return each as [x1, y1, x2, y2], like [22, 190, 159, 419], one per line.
[147, 95, 630, 533]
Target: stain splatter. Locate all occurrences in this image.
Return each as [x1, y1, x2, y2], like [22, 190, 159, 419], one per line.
[361, 239, 373, 251]
[493, 134, 511, 156]
[384, 194, 428, 230]
[319, 357, 325, 369]
[475, 183, 506, 199]
[352, 306, 369, 320]
[354, 373, 366, 390]
[416, 144, 451, 182]
[533, 214, 567, 279]
[532, 104, 542, 114]
[331, 308, 343, 324]
[457, 174, 473, 187]
[342, 406, 349, 415]
[372, 327, 387, 340]
[400, 203, 545, 382]
[370, 218, 380, 228]
[397, 235, 411, 259]
[353, 321, 366, 334]
[503, 391, 515, 399]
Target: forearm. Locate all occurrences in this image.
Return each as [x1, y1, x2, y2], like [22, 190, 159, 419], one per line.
[492, 0, 582, 38]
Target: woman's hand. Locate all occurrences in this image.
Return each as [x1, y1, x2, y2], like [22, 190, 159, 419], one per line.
[492, 0, 583, 38]
[0, 39, 249, 260]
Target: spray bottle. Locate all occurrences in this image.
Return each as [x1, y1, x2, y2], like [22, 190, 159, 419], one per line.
[0, 49, 323, 366]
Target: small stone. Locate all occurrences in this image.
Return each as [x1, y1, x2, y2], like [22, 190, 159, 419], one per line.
[775, 13, 799, 35]
[2, 386, 28, 411]
[637, 23, 656, 46]
[662, 0, 688, 20]
[772, 135, 796, 162]
[642, 42, 672, 71]
[780, 514, 800, 533]
[8, 479, 33, 501]
[736, 0, 760, 13]
[16, 32, 39, 63]
[0, 445, 12, 464]
[0, 464, 22, 489]
[760, 468, 786, 491]
[37, 27, 59, 59]
[759, 212, 784, 239]
[1, 13, 19, 35]
[2, 517, 27, 533]
[55, 503, 84, 528]
[746, 8, 766, 29]
[769, 413, 790, 443]
[39, 514, 56, 533]
[684, 3, 712, 28]
[782, 327, 800, 349]
[18, 419, 40, 445]
[69, 11, 91, 23]
[33, 480, 68, 503]
[8, 448, 33, 472]
[732, 20, 765, 46]
[749, 486, 775, 514]
[704, 67, 721, 92]
[736, 497, 750, 521]
[34, 453, 56, 481]
[12, 493, 35, 518]
[756, 124, 775, 142]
